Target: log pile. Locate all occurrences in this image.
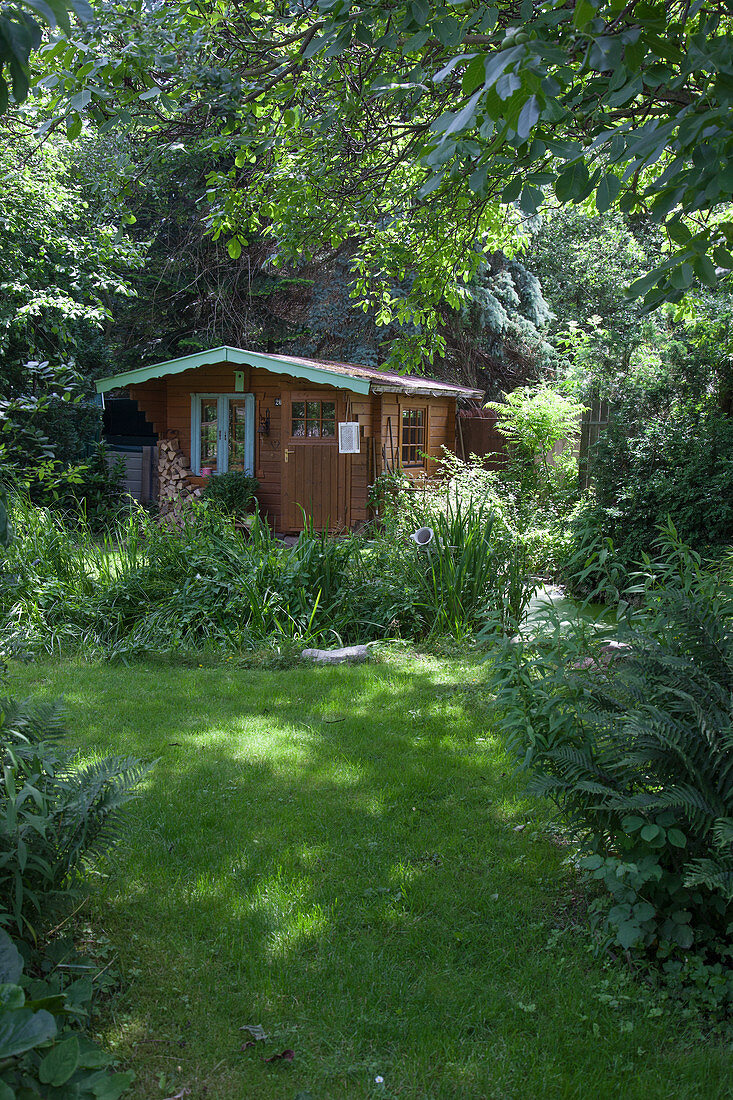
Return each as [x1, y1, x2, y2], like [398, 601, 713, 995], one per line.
[157, 437, 202, 515]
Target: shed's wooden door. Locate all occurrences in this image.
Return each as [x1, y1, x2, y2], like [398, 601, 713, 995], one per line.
[281, 391, 349, 531]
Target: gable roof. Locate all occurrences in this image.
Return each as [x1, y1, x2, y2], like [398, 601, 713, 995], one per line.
[95, 345, 483, 400]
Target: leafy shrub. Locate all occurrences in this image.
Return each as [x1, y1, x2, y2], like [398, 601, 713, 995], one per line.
[492, 529, 733, 1010]
[564, 404, 733, 597]
[201, 471, 259, 516]
[0, 927, 135, 1099]
[556, 497, 632, 602]
[0, 696, 152, 937]
[487, 383, 585, 524]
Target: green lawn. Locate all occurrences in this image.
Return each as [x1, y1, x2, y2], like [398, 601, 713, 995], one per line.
[6, 652, 731, 1100]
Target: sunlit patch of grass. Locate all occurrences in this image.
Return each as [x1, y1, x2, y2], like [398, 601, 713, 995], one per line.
[4, 653, 731, 1100]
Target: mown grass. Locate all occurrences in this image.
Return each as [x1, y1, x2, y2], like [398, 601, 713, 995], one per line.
[5, 651, 732, 1100]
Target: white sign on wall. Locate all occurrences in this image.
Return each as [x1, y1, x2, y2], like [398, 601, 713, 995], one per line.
[338, 422, 361, 453]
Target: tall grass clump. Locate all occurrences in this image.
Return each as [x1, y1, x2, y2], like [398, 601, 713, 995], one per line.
[398, 498, 531, 635]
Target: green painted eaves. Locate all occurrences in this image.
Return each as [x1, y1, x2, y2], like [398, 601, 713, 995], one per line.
[95, 346, 372, 395]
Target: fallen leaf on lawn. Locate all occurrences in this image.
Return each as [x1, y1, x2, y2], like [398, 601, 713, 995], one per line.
[263, 1049, 295, 1063]
[162, 1089, 191, 1100]
[513, 823, 527, 832]
[239, 1024, 268, 1041]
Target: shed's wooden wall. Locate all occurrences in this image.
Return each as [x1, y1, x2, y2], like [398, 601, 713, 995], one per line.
[128, 361, 457, 530]
[376, 393, 455, 476]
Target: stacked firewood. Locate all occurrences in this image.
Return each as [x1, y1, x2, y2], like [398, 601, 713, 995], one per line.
[157, 437, 202, 515]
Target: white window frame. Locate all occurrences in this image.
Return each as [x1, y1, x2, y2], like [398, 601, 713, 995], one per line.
[190, 393, 255, 476]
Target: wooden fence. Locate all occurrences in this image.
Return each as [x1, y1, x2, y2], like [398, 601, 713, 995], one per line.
[456, 410, 508, 469]
[578, 399, 612, 490]
[458, 399, 611, 490]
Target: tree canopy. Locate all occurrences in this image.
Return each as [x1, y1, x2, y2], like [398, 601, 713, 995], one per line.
[1, 0, 731, 373]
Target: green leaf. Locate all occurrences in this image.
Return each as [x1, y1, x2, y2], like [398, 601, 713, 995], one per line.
[595, 173, 622, 213]
[667, 828, 687, 848]
[516, 95, 540, 142]
[519, 185, 543, 215]
[39, 1035, 80, 1086]
[9, 56, 30, 103]
[673, 924, 694, 949]
[403, 29, 430, 52]
[692, 253, 717, 286]
[69, 87, 90, 110]
[227, 238, 242, 260]
[0, 1008, 56, 1059]
[666, 218, 692, 245]
[573, 0, 598, 28]
[621, 815, 645, 833]
[626, 269, 660, 299]
[633, 901, 655, 922]
[68, 0, 93, 23]
[0, 929, 23, 984]
[501, 176, 522, 203]
[66, 112, 82, 139]
[91, 1070, 135, 1099]
[21, 0, 69, 32]
[441, 88, 482, 139]
[0, 983, 24, 1009]
[435, 17, 461, 46]
[469, 164, 487, 193]
[76, 1033, 114, 1069]
[462, 53, 486, 95]
[554, 161, 591, 203]
[669, 263, 693, 290]
[615, 920, 642, 949]
[640, 824, 662, 842]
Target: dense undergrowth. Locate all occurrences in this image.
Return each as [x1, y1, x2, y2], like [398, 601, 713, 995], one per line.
[0, 697, 149, 1097]
[0, 489, 530, 660]
[493, 529, 733, 1018]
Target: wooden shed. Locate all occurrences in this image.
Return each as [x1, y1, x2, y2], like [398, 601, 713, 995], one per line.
[95, 346, 482, 532]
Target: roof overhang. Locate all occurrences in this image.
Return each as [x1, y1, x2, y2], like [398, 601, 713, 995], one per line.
[95, 346, 372, 396]
[371, 384, 484, 400]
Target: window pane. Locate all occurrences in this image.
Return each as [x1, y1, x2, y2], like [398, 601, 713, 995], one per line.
[292, 419, 305, 438]
[292, 402, 305, 418]
[401, 407, 426, 465]
[306, 401, 320, 419]
[229, 403, 246, 471]
[307, 422, 321, 437]
[201, 400, 218, 467]
[322, 401, 335, 419]
[321, 419, 335, 437]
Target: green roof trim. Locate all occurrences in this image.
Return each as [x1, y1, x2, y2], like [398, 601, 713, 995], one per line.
[95, 346, 372, 395]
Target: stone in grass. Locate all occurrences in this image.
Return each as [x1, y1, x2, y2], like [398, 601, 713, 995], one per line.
[301, 645, 370, 665]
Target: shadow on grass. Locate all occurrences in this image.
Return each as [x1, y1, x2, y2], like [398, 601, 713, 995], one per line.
[9, 656, 732, 1100]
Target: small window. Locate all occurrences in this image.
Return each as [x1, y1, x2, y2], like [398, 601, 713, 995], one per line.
[401, 408, 426, 466]
[291, 399, 336, 439]
[200, 398, 219, 471]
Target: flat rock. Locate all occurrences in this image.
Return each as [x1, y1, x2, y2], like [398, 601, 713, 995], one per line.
[301, 645, 370, 665]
